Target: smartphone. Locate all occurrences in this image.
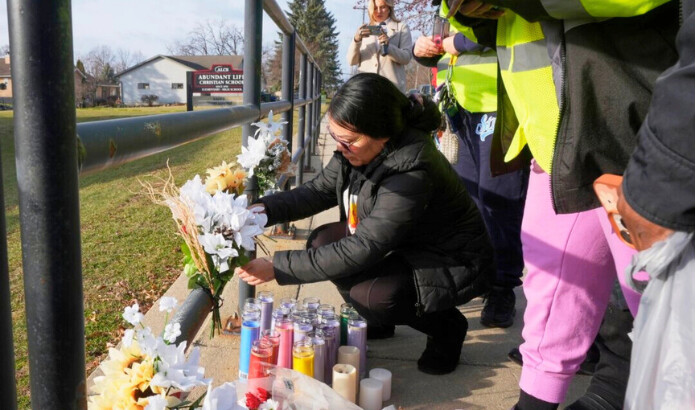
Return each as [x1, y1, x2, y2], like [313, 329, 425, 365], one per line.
[367, 25, 384, 35]
[593, 174, 636, 249]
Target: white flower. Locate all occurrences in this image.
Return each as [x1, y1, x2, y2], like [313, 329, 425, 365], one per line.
[258, 399, 279, 410]
[135, 327, 160, 357]
[199, 233, 239, 272]
[251, 110, 287, 143]
[151, 344, 209, 392]
[237, 136, 269, 176]
[144, 394, 169, 410]
[159, 296, 178, 313]
[122, 328, 135, 348]
[123, 303, 144, 326]
[163, 323, 181, 344]
[202, 381, 242, 410]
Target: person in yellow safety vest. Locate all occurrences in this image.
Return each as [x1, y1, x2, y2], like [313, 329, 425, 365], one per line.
[412, 5, 529, 332]
[445, 1, 681, 409]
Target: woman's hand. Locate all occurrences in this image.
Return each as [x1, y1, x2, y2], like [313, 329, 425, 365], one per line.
[236, 257, 275, 286]
[414, 35, 443, 58]
[354, 24, 370, 42]
[377, 32, 390, 45]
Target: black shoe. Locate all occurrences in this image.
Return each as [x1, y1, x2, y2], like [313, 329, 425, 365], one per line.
[417, 309, 467, 375]
[367, 324, 395, 340]
[507, 346, 599, 376]
[480, 287, 516, 328]
[565, 392, 618, 410]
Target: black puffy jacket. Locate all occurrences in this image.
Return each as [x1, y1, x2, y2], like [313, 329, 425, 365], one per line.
[260, 128, 495, 315]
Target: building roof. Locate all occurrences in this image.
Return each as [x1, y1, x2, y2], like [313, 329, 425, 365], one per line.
[0, 57, 10, 78]
[116, 55, 243, 77]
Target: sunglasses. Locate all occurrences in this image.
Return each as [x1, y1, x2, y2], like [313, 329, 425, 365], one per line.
[327, 126, 363, 151]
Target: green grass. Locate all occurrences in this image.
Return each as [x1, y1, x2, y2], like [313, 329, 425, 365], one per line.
[2, 104, 324, 408]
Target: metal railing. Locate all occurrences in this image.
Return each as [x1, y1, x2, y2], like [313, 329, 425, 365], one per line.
[1, 0, 322, 407]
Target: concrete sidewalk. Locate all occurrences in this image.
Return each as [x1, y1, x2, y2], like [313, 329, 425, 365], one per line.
[133, 114, 592, 409]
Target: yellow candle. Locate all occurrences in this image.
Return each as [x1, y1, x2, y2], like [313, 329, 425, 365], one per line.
[292, 341, 314, 377]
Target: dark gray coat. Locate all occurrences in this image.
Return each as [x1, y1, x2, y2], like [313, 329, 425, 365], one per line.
[260, 128, 495, 314]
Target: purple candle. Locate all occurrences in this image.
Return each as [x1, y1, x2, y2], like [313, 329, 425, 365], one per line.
[270, 307, 286, 332]
[294, 317, 313, 343]
[347, 315, 367, 378]
[256, 291, 274, 333]
[279, 297, 296, 313]
[317, 304, 335, 321]
[312, 331, 326, 382]
[302, 296, 320, 314]
[322, 315, 341, 384]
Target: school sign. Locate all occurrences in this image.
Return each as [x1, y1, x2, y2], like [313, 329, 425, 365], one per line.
[192, 64, 243, 93]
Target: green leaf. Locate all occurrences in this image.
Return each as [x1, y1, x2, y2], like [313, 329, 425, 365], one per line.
[180, 242, 191, 258]
[187, 274, 199, 289]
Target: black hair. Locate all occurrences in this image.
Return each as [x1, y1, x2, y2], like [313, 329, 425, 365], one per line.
[328, 73, 441, 140]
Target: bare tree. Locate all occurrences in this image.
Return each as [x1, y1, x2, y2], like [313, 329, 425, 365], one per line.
[0, 44, 9, 56]
[114, 48, 145, 74]
[168, 19, 244, 56]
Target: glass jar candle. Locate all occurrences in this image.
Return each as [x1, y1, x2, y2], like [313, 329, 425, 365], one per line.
[292, 339, 315, 377]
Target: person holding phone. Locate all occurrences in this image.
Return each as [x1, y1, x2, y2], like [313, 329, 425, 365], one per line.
[413, 4, 529, 331]
[347, 0, 412, 92]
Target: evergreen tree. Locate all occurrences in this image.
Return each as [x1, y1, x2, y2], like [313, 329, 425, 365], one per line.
[268, 0, 342, 94]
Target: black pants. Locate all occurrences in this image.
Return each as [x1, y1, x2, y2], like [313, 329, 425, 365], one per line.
[307, 222, 465, 340]
[452, 108, 528, 289]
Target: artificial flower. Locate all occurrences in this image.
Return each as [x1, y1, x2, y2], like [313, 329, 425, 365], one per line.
[251, 110, 287, 142]
[123, 303, 144, 326]
[237, 136, 269, 176]
[159, 296, 178, 313]
[202, 381, 242, 410]
[205, 161, 245, 195]
[143, 394, 169, 410]
[163, 323, 181, 343]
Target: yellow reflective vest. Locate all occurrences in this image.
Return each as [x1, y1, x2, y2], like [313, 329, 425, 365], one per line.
[435, 51, 498, 114]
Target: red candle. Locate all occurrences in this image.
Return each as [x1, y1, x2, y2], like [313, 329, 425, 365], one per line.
[248, 339, 272, 379]
[262, 329, 281, 366]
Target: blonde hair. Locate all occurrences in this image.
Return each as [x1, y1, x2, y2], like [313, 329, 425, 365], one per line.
[368, 0, 399, 23]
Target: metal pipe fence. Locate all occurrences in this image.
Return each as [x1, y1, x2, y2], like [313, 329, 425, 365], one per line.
[1, 0, 323, 406]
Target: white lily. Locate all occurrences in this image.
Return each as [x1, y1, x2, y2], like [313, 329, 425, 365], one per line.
[201, 381, 243, 410]
[144, 394, 169, 410]
[237, 136, 269, 176]
[151, 343, 209, 391]
[251, 110, 287, 143]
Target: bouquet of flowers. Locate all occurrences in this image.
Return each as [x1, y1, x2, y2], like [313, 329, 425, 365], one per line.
[142, 161, 267, 337]
[90, 299, 260, 410]
[237, 111, 296, 197]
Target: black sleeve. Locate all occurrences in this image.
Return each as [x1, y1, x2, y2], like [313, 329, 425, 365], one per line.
[622, 12, 695, 232]
[273, 169, 432, 285]
[258, 154, 341, 226]
[450, 14, 497, 49]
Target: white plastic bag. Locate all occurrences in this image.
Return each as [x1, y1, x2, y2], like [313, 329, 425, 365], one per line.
[269, 366, 362, 410]
[624, 231, 695, 410]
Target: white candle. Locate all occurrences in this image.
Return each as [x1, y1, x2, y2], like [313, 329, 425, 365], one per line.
[337, 345, 361, 395]
[332, 363, 357, 404]
[369, 368, 392, 401]
[359, 378, 383, 410]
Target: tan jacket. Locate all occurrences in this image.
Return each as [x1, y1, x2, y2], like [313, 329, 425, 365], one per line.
[346, 19, 412, 92]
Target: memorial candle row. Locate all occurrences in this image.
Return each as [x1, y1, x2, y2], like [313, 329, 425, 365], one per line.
[238, 293, 378, 403]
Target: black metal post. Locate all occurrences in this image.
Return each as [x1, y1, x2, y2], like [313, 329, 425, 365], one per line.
[239, 0, 263, 315]
[305, 61, 314, 168]
[8, 0, 86, 407]
[282, 32, 295, 154]
[186, 71, 193, 111]
[314, 69, 321, 149]
[0, 154, 16, 410]
[297, 53, 307, 180]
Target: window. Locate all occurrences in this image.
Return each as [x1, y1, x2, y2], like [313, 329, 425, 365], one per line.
[0, 83, 6, 90]
[137, 83, 150, 90]
[171, 83, 184, 89]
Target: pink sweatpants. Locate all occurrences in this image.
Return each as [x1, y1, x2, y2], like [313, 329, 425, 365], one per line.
[518, 162, 640, 404]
